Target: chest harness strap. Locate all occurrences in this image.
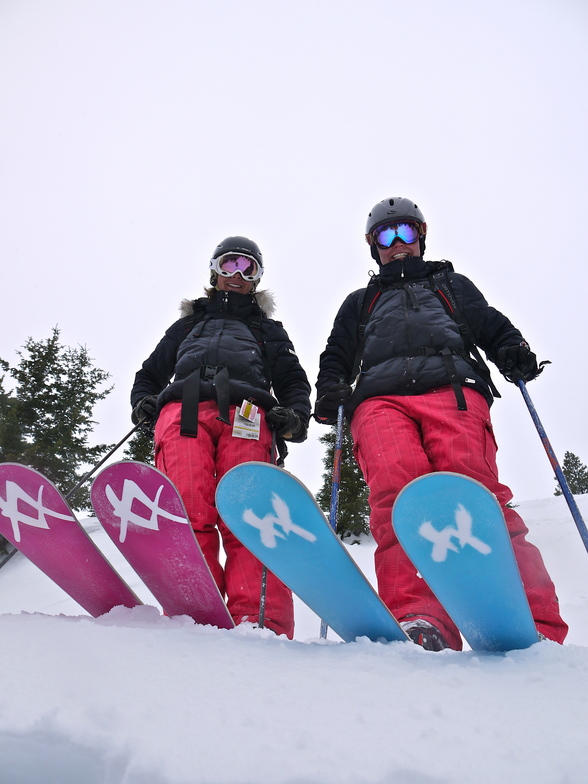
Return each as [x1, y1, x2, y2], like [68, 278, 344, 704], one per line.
[180, 365, 231, 438]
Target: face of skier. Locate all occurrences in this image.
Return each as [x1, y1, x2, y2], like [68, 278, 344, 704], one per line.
[369, 220, 425, 265]
[216, 272, 254, 295]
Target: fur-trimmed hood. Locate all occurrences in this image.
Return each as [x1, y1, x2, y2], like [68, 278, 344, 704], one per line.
[179, 288, 276, 319]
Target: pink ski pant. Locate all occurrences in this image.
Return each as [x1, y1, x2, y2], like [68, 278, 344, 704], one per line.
[350, 387, 568, 649]
[154, 400, 294, 638]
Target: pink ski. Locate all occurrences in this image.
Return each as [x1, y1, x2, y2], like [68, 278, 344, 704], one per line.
[90, 461, 234, 629]
[0, 463, 141, 616]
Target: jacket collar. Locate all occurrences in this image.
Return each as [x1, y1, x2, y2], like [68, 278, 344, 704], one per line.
[377, 256, 428, 284]
[179, 288, 276, 319]
[376, 258, 453, 286]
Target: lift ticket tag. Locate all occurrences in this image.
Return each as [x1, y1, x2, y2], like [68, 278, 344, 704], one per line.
[232, 399, 261, 440]
[238, 400, 258, 422]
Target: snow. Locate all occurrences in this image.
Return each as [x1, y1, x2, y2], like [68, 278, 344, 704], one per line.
[1, 494, 588, 784]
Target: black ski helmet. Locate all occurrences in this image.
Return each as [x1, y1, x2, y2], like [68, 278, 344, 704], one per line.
[210, 236, 264, 287]
[365, 197, 427, 262]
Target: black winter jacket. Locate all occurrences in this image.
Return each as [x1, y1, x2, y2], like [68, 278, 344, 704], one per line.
[132, 289, 311, 440]
[316, 258, 526, 419]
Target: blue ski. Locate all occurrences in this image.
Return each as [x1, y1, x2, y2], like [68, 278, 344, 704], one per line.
[392, 472, 539, 651]
[215, 462, 407, 643]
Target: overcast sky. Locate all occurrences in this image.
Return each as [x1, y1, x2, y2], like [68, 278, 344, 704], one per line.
[1, 0, 587, 506]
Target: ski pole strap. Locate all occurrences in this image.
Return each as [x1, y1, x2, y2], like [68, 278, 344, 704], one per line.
[276, 438, 288, 467]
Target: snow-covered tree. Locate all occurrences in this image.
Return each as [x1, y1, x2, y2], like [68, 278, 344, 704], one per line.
[0, 327, 113, 511]
[555, 451, 588, 496]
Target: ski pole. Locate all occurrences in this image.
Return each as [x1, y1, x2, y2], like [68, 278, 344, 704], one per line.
[259, 431, 278, 629]
[64, 419, 146, 501]
[516, 378, 588, 553]
[320, 403, 345, 640]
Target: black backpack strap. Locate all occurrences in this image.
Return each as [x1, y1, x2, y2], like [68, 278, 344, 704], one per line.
[350, 278, 382, 382]
[248, 315, 272, 386]
[429, 269, 501, 400]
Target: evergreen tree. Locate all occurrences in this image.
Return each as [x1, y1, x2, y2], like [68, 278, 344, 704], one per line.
[123, 426, 155, 465]
[554, 451, 588, 496]
[0, 327, 113, 511]
[316, 421, 370, 542]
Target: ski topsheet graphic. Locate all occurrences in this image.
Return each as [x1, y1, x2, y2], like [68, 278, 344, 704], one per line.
[392, 472, 539, 651]
[215, 461, 407, 643]
[0, 463, 141, 616]
[91, 461, 234, 629]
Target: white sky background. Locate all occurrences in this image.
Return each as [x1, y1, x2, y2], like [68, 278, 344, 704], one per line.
[1, 0, 587, 503]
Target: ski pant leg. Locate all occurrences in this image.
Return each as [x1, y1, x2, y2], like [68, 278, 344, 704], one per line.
[215, 409, 295, 640]
[351, 395, 463, 650]
[155, 400, 294, 638]
[419, 388, 568, 643]
[154, 400, 225, 593]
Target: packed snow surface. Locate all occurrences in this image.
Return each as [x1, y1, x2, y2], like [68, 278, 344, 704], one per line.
[1, 494, 587, 784]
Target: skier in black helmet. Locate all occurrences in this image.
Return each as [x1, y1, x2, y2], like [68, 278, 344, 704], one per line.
[131, 236, 311, 638]
[315, 197, 567, 650]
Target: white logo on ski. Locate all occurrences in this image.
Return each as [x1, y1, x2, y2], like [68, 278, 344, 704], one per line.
[0, 481, 76, 542]
[105, 479, 188, 542]
[418, 503, 492, 562]
[242, 493, 317, 548]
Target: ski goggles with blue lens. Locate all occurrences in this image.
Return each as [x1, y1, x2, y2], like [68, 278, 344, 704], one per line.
[370, 221, 422, 249]
[209, 252, 263, 282]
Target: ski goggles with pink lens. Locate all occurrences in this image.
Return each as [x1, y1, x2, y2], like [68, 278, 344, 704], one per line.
[370, 221, 422, 249]
[209, 252, 263, 282]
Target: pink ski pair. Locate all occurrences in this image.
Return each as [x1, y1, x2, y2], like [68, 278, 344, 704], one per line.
[0, 461, 232, 628]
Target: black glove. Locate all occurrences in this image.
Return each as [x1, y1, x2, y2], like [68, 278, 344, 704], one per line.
[314, 381, 352, 424]
[495, 343, 543, 382]
[131, 395, 158, 426]
[265, 407, 306, 441]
